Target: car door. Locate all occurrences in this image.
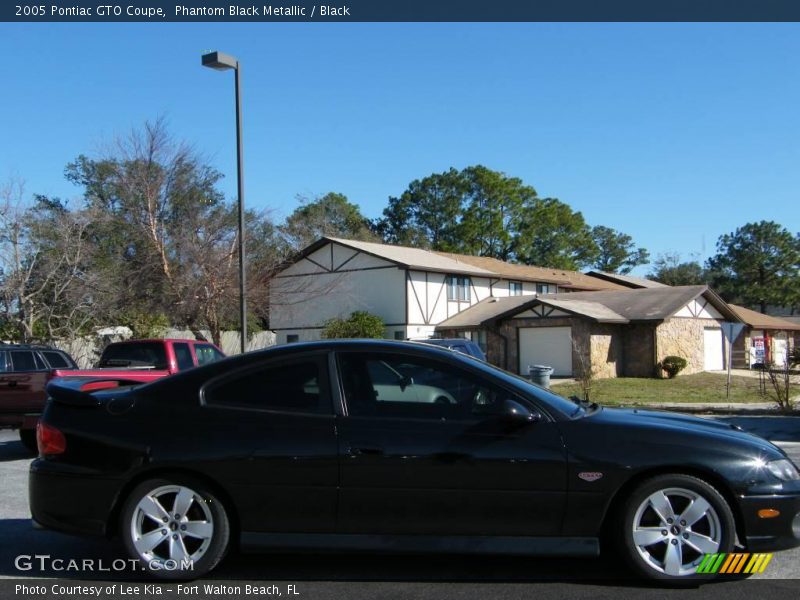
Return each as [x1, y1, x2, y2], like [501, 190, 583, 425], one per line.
[190, 352, 338, 533]
[0, 350, 49, 416]
[335, 350, 568, 536]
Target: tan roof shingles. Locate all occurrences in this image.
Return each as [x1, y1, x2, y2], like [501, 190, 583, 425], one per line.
[433, 252, 626, 291]
[437, 285, 740, 329]
[729, 304, 800, 331]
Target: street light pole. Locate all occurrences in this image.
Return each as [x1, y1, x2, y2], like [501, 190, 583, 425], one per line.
[202, 51, 247, 354]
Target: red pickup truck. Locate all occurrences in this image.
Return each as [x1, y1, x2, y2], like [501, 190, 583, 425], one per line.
[1, 338, 225, 452]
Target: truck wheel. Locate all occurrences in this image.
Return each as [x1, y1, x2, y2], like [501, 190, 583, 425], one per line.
[19, 429, 38, 454]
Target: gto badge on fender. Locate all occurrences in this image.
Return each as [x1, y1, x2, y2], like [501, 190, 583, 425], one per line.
[578, 472, 603, 482]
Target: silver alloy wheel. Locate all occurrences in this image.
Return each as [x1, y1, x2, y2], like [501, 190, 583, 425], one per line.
[130, 485, 214, 568]
[632, 486, 722, 577]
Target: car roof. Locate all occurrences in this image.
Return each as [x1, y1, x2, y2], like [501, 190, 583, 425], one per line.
[0, 344, 61, 350]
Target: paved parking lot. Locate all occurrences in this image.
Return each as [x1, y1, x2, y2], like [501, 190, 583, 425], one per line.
[1, 423, 798, 598]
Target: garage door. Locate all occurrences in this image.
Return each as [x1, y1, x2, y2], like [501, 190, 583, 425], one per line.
[519, 327, 572, 377]
[703, 328, 724, 371]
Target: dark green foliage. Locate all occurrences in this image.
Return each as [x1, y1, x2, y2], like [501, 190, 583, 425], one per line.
[280, 192, 376, 250]
[590, 225, 649, 274]
[661, 356, 688, 379]
[706, 221, 800, 314]
[377, 165, 639, 270]
[648, 253, 707, 286]
[321, 311, 385, 339]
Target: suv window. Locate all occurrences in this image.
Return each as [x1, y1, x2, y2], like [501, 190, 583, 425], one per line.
[0, 351, 8, 372]
[205, 358, 330, 415]
[195, 344, 224, 366]
[173, 343, 195, 371]
[9, 350, 39, 372]
[41, 351, 72, 369]
[98, 342, 168, 369]
[339, 352, 509, 421]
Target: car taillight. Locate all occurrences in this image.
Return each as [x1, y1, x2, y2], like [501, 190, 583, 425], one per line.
[36, 422, 66, 456]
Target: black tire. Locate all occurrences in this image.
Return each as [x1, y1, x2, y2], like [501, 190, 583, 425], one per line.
[19, 429, 37, 454]
[615, 474, 736, 585]
[120, 476, 230, 580]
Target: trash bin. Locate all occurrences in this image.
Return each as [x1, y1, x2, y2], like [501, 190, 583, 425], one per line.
[528, 364, 554, 388]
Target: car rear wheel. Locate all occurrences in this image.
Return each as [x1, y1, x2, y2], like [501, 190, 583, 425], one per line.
[617, 474, 736, 584]
[120, 477, 230, 579]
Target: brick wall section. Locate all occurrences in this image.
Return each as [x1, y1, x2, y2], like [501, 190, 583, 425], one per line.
[656, 317, 723, 376]
[589, 326, 625, 378]
[622, 324, 657, 377]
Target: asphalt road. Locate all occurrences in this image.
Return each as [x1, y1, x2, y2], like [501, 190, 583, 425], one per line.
[1, 420, 799, 599]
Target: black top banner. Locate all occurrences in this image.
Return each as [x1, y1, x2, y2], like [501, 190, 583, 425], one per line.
[5, 0, 800, 22]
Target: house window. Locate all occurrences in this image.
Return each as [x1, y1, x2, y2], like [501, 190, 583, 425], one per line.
[447, 276, 471, 302]
[509, 281, 523, 296]
[286, 334, 299, 344]
[394, 331, 405, 340]
[536, 283, 552, 294]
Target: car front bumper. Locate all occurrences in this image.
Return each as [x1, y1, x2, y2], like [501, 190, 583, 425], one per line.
[29, 458, 123, 537]
[740, 493, 800, 551]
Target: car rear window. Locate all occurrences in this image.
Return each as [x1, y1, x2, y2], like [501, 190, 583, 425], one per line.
[98, 342, 168, 369]
[205, 359, 330, 414]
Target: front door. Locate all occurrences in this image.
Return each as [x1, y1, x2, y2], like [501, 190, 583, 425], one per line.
[335, 351, 568, 536]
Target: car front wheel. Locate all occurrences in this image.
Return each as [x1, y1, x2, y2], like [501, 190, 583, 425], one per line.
[618, 474, 736, 583]
[120, 477, 230, 579]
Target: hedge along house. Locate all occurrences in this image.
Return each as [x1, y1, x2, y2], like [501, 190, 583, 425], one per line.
[435, 285, 743, 379]
[727, 304, 800, 368]
[268, 237, 624, 345]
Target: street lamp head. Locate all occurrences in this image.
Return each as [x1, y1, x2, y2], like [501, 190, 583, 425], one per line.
[201, 51, 238, 71]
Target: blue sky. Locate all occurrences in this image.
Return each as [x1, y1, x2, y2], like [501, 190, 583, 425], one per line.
[1, 23, 798, 272]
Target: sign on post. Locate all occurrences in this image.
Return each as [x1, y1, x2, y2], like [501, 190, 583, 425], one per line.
[721, 322, 746, 398]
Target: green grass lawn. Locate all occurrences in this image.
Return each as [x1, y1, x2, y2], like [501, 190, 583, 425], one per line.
[552, 372, 770, 405]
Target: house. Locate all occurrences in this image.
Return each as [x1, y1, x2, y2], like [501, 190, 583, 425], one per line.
[435, 285, 743, 378]
[727, 304, 800, 368]
[269, 237, 625, 345]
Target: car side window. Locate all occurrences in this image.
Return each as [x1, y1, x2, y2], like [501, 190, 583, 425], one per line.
[9, 350, 39, 372]
[173, 343, 194, 371]
[195, 344, 224, 366]
[339, 352, 509, 421]
[0, 351, 7, 372]
[41, 351, 70, 369]
[205, 358, 331, 415]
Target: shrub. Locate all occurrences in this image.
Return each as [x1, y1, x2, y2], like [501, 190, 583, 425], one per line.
[661, 355, 688, 379]
[321, 311, 385, 339]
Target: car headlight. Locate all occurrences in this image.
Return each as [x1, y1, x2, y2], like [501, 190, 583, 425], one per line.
[767, 459, 800, 481]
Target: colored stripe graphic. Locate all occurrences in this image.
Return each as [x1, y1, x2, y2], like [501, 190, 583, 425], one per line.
[695, 553, 773, 574]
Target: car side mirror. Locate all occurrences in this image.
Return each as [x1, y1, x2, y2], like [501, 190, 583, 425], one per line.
[399, 375, 414, 391]
[503, 398, 542, 423]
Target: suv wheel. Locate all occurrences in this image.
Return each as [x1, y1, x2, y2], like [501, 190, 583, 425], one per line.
[120, 477, 230, 579]
[617, 474, 736, 583]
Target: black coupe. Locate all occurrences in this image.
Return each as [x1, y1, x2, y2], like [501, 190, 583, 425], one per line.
[29, 340, 800, 582]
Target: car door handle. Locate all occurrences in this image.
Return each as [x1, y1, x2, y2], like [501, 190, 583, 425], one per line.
[348, 446, 384, 457]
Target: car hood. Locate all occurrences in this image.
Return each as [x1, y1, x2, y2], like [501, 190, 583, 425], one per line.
[592, 406, 784, 458]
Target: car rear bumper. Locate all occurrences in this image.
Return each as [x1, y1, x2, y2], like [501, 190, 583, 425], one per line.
[740, 493, 800, 551]
[29, 459, 122, 537]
